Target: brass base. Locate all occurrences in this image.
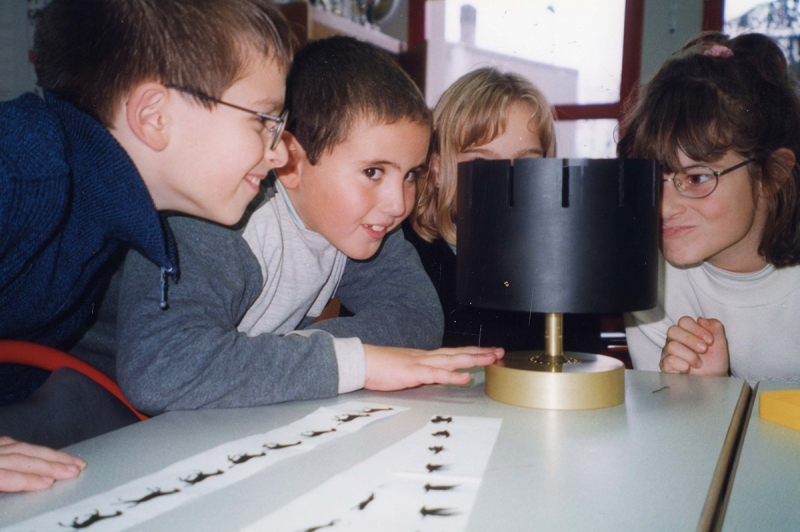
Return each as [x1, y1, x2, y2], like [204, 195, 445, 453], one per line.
[485, 351, 625, 410]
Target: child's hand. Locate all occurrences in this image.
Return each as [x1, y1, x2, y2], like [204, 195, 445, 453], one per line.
[0, 436, 86, 492]
[659, 316, 729, 376]
[363, 345, 504, 391]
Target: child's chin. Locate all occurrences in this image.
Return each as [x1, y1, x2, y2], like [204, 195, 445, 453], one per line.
[663, 249, 703, 268]
[343, 244, 382, 261]
[211, 208, 247, 228]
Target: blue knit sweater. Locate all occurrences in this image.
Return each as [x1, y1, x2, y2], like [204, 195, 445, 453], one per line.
[0, 92, 179, 349]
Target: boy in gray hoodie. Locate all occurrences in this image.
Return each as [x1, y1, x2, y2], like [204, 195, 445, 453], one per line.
[111, 36, 504, 415]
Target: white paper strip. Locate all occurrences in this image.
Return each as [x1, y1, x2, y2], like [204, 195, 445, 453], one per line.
[4, 402, 404, 532]
[242, 415, 502, 532]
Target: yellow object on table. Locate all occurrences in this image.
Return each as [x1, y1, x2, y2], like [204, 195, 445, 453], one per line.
[759, 390, 800, 432]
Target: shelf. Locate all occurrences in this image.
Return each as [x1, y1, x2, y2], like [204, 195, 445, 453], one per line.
[309, 6, 406, 54]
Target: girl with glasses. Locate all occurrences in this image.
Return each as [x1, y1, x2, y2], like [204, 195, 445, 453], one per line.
[618, 32, 800, 382]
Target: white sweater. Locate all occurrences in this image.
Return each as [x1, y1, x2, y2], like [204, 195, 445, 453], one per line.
[624, 255, 800, 382]
[238, 184, 363, 393]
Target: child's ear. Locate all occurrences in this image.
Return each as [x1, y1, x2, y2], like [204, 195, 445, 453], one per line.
[277, 133, 307, 190]
[762, 148, 796, 197]
[125, 82, 171, 151]
[430, 153, 441, 188]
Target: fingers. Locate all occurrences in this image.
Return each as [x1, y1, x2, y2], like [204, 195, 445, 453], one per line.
[421, 351, 500, 371]
[674, 316, 713, 352]
[0, 437, 86, 470]
[0, 466, 56, 492]
[414, 366, 473, 387]
[697, 317, 725, 338]
[660, 343, 694, 373]
[433, 346, 504, 358]
[363, 344, 503, 391]
[659, 316, 728, 375]
[404, 347, 505, 387]
[0, 437, 86, 493]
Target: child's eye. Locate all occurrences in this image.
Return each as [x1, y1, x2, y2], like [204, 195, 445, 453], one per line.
[684, 173, 714, 186]
[405, 170, 420, 182]
[264, 120, 279, 134]
[364, 167, 384, 180]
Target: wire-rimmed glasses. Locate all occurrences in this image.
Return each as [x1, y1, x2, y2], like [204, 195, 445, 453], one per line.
[166, 85, 288, 150]
[663, 158, 754, 199]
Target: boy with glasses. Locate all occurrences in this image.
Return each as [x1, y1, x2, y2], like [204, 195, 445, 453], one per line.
[108, 36, 503, 416]
[0, 0, 293, 491]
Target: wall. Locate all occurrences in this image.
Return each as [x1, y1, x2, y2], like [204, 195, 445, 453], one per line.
[640, 0, 704, 83]
[0, 1, 38, 101]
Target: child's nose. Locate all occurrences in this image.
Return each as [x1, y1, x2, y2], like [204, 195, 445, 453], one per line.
[381, 178, 408, 217]
[265, 133, 289, 170]
[661, 178, 687, 218]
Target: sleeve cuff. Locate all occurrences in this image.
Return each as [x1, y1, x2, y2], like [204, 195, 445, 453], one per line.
[332, 337, 366, 393]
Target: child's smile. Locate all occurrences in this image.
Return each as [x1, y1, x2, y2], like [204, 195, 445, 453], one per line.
[661, 150, 767, 272]
[283, 118, 430, 260]
[363, 224, 391, 239]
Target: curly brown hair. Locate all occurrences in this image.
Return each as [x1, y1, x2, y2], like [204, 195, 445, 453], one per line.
[617, 32, 800, 267]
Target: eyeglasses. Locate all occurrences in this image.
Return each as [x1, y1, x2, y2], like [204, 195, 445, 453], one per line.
[166, 85, 288, 150]
[663, 158, 754, 199]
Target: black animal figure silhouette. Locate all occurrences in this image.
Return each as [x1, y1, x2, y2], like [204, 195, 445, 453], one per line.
[431, 416, 452, 424]
[60, 510, 123, 529]
[428, 446, 444, 455]
[431, 430, 450, 438]
[180, 469, 224, 485]
[302, 519, 338, 531]
[420, 506, 457, 517]
[361, 407, 393, 413]
[228, 451, 267, 466]
[425, 463, 446, 473]
[122, 487, 181, 506]
[264, 441, 302, 450]
[303, 428, 337, 437]
[424, 483, 458, 492]
[335, 413, 370, 424]
[355, 492, 375, 510]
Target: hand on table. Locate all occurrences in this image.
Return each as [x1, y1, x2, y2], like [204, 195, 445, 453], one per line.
[660, 316, 729, 376]
[0, 436, 86, 492]
[364, 345, 504, 391]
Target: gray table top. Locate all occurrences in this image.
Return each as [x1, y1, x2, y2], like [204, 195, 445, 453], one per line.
[0, 369, 750, 532]
[722, 381, 800, 532]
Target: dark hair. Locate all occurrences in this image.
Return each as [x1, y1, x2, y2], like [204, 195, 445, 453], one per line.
[34, 0, 295, 127]
[618, 32, 800, 267]
[285, 35, 431, 165]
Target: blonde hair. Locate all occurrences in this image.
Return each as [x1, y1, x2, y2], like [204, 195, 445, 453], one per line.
[412, 68, 556, 245]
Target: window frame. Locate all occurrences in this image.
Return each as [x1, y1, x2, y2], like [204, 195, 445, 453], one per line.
[703, 1, 724, 31]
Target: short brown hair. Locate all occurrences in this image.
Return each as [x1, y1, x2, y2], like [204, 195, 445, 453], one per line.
[618, 32, 800, 267]
[284, 36, 431, 165]
[34, 0, 295, 127]
[411, 68, 555, 245]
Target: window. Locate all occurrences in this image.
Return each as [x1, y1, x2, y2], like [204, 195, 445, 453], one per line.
[727, 1, 800, 74]
[412, 0, 645, 158]
[704, 1, 800, 79]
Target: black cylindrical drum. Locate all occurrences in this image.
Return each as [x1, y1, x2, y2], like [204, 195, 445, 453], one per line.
[456, 158, 659, 314]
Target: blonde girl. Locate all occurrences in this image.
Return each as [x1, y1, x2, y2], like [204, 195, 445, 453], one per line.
[404, 68, 601, 351]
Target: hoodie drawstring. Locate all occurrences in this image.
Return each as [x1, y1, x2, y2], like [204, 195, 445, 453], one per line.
[160, 266, 176, 310]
